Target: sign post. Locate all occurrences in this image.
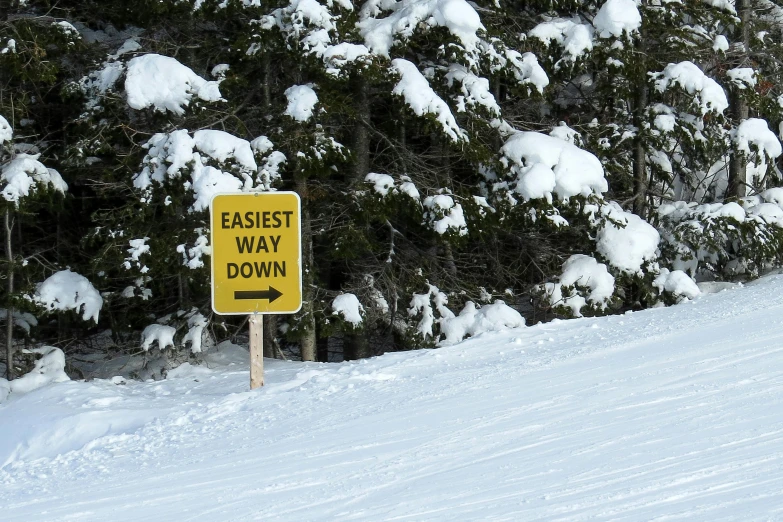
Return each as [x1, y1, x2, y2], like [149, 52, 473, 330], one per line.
[210, 192, 302, 389]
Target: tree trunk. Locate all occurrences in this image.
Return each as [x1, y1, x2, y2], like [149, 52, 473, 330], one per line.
[632, 34, 648, 217]
[295, 176, 317, 362]
[343, 75, 373, 361]
[263, 315, 276, 358]
[5, 208, 14, 380]
[727, 0, 751, 199]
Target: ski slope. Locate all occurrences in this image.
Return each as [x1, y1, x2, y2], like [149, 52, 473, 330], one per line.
[4, 276, 783, 520]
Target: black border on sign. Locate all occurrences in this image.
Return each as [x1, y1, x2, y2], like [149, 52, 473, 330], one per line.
[209, 191, 303, 315]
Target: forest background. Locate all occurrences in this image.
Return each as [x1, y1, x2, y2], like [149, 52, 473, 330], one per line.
[2, 0, 783, 381]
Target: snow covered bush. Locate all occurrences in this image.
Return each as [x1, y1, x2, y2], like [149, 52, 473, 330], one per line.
[657, 198, 783, 280]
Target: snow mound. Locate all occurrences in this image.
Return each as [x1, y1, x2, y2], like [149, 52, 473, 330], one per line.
[440, 301, 525, 345]
[7, 347, 70, 395]
[32, 270, 102, 322]
[125, 54, 223, 115]
[654, 269, 700, 301]
[141, 324, 176, 351]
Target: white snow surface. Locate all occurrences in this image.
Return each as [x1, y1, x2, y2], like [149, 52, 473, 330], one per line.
[125, 54, 223, 115]
[9, 277, 783, 518]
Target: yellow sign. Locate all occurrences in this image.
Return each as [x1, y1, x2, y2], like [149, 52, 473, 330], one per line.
[210, 192, 302, 315]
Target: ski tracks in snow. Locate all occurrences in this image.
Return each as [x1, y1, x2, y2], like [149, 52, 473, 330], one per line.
[4, 277, 783, 519]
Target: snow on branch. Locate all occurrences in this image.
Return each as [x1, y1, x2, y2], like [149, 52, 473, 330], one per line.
[543, 254, 615, 317]
[284, 84, 319, 122]
[499, 131, 607, 202]
[391, 59, 466, 142]
[125, 54, 223, 115]
[593, 0, 641, 38]
[32, 270, 103, 323]
[332, 293, 365, 327]
[359, 0, 484, 57]
[423, 194, 468, 236]
[529, 18, 593, 66]
[135, 129, 284, 211]
[445, 65, 500, 116]
[0, 115, 12, 144]
[1, 154, 68, 204]
[590, 201, 660, 275]
[653, 61, 728, 115]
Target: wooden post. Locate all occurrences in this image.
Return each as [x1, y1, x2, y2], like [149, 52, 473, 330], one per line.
[249, 314, 264, 389]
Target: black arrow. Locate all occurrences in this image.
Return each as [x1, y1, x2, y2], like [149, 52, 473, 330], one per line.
[234, 287, 283, 302]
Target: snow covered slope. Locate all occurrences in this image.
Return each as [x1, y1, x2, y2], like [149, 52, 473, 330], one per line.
[4, 276, 783, 520]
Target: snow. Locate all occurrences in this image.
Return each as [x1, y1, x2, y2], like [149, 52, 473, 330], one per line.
[727, 67, 757, 89]
[9, 276, 783, 517]
[31, 270, 103, 323]
[193, 130, 257, 172]
[544, 254, 615, 316]
[359, 0, 484, 57]
[284, 84, 319, 122]
[500, 131, 608, 201]
[445, 64, 500, 115]
[529, 18, 593, 66]
[653, 268, 701, 301]
[423, 193, 468, 235]
[713, 34, 729, 52]
[702, 0, 736, 12]
[332, 293, 365, 326]
[733, 118, 782, 158]
[6, 347, 70, 395]
[391, 59, 466, 142]
[594, 201, 660, 274]
[593, 0, 642, 38]
[653, 61, 728, 114]
[1, 154, 68, 204]
[135, 129, 270, 211]
[0, 309, 37, 334]
[140, 324, 176, 351]
[124, 54, 223, 115]
[181, 313, 208, 353]
[365, 172, 395, 195]
[440, 300, 525, 344]
[0, 115, 12, 143]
